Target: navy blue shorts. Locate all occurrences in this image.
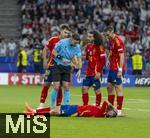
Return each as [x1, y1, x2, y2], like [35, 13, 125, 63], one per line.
[60, 105, 78, 116]
[82, 76, 101, 90]
[44, 68, 52, 83]
[107, 70, 125, 85]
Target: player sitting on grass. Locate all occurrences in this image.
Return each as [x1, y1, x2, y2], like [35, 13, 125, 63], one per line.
[24, 101, 120, 118]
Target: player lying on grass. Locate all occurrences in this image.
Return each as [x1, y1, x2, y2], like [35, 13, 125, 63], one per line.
[24, 101, 120, 118]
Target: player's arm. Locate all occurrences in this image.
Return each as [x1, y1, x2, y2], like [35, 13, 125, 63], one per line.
[95, 48, 106, 79]
[84, 44, 88, 60]
[105, 48, 110, 68]
[116, 38, 125, 77]
[76, 47, 82, 78]
[43, 46, 49, 69]
[75, 57, 82, 78]
[119, 52, 124, 70]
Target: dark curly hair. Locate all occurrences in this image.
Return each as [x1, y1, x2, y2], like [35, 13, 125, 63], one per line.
[89, 30, 103, 45]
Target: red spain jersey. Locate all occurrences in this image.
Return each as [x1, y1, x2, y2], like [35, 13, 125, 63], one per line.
[109, 35, 126, 71]
[77, 101, 107, 117]
[46, 36, 60, 66]
[85, 43, 106, 76]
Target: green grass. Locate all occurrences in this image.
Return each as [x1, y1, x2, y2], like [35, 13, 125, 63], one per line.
[0, 86, 150, 138]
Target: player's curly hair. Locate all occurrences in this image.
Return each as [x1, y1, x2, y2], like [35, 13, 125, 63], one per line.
[89, 30, 104, 46]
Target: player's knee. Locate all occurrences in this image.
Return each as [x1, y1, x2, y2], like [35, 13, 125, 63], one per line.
[43, 83, 50, 87]
[63, 85, 69, 91]
[53, 85, 60, 91]
[82, 86, 88, 94]
[114, 84, 123, 95]
[95, 89, 101, 94]
[107, 84, 113, 93]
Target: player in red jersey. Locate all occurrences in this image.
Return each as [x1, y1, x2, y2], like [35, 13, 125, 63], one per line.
[38, 24, 70, 109]
[82, 31, 106, 106]
[104, 26, 126, 116]
[24, 101, 118, 118]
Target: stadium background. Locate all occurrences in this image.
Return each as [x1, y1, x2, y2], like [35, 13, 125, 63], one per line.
[0, 0, 150, 138]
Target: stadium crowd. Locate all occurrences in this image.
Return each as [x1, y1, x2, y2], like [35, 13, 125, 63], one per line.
[0, 0, 149, 74]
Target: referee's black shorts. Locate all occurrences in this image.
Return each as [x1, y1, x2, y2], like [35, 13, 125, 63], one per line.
[51, 61, 71, 82]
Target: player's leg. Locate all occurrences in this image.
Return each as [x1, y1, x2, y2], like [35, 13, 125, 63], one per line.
[62, 81, 70, 105]
[114, 84, 124, 116]
[50, 64, 61, 107]
[38, 69, 52, 109]
[24, 103, 36, 115]
[56, 85, 63, 106]
[56, 74, 71, 106]
[107, 71, 115, 105]
[51, 82, 60, 107]
[38, 83, 50, 108]
[36, 107, 51, 114]
[93, 77, 102, 106]
[25, 103, 51, 115]
[114, 71, 124, 116]
[82, 76, 91, 105]
[61, 66, 72, 105]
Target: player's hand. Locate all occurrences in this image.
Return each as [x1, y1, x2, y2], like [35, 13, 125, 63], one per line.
[76, 69, 81, 78]
[117, 71, 122, 77]
[72, 55, 78, 65]
[95, 72, 101, 79]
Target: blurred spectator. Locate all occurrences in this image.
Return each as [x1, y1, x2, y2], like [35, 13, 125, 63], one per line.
[33, 38, 43, 73]
[8, 39, 17, 57]
[0, 38, 8, 56]
[145, 57, 150, 75]
[141, 28, 150, 50]
[131, 50, 143, 76]
[17, 46, 28, 73]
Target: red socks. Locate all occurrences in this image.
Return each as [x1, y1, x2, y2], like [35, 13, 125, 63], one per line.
[117, 96, 124, 110]
[36, 107, 50, 114]
[108, 95, 115, 105]
[82, 93, 101, 106]
[96, 93, 102, 106]
[40, 86, 49, 103]
[82, 93, 89, 105]
[40, 86, 63, 106]
[56, 87, 63, 106]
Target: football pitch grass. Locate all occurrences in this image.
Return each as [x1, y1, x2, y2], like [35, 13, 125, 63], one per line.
[0, 86, 150, 138]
